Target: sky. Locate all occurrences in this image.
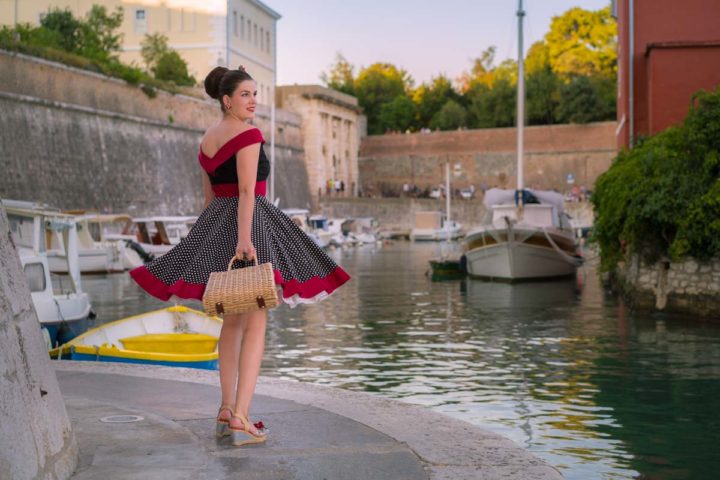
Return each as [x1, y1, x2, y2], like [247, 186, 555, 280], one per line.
[270, 0, 611, 87]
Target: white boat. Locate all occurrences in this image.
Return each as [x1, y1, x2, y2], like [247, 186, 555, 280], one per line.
[308, 214, 335, 246]
[46, 213, 144, 273]
[284, 209, 327, 249]
[410, 211, 462, 241]
[462, 1, 583, 281]
[327, 217, 348, 246]
[346, 217, 379, 245]
[3, 199, 94, 347]
[107, 216, 196, 257]
[464, 189, 583, 280]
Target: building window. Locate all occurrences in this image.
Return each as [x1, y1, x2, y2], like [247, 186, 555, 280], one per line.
[134, 9, 147, 33]
[254, 24, 258, 46]
[240, 15, 244, 38]
[260, 27, 264, 50]
[233, 11, 237, 36]
[180, 9, 195, 32]
[247, 19, 251, 40]
[266, 31, 270, 52]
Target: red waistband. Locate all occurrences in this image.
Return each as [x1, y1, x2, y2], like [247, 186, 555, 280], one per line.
[212, 181, 266, 197]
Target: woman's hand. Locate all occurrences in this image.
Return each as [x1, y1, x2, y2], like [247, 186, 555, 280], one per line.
[235, 239, 256, 262]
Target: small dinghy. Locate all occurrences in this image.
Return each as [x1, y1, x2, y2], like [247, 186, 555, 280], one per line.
[49, 306, 222, 370]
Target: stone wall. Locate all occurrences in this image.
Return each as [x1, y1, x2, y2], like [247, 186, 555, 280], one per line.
[618, 254, 720, 317]
[0, 205, 78, 479]
[0, 50, 312, 214]
[319, 197, 594, 232]
[359, 122, 616, 195]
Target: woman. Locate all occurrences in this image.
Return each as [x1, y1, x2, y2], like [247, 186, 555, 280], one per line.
[130, 66, 351, 446]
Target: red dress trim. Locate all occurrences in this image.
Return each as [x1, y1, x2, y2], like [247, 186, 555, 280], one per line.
[274, 266, 351, 301]
[130, 263, 351, 303]
[198, 128, 265, 174]
[130, 265, 205, 301]
[212, 180, 267, 197]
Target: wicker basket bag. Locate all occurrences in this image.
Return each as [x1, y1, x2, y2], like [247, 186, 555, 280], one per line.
[202, 255, 278, 317]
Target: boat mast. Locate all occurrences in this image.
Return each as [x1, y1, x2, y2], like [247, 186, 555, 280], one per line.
[445, 158, 451, 234]
[516, 0, 526, 202]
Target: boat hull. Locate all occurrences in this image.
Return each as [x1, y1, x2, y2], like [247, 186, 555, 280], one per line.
[465, 227, 579, 281]
[48, 249, 109, 273]
[48, 306, 222, 370]
[44, 316, 92, 347]
[410, 228, 462, 242]
[68, 348, 218, 370]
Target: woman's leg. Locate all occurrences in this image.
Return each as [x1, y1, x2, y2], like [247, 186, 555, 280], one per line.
[232, 308, 267, 431]
[217, 313, 243, 420]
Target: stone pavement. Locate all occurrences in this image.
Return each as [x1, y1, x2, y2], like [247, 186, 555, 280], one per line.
[54, 362, 563, 480]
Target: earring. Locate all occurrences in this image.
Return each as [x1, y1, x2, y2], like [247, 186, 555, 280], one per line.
[225, 104, 231, 109]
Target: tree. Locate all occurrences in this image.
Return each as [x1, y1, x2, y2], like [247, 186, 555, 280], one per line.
[430, 99, 467, 131]
[545, 6, 617, 80]
[526, 67, 560, 125]
[466, 78, 516, 128]
[141, 33, 169, 71]
[40, 8, 81, 51]
[524, 41, 550, 75]
[355, 63, 413, 135]
[378, 95, 416, 132]
[458, 46, 497, 92]
[140, 32, 195, 86]
[412, 75, 460, 128]
[154, 50, 196, 86]
[321, 52, 355, 96]
[76, 5, 124, 61]
[556, 75, 614, 124]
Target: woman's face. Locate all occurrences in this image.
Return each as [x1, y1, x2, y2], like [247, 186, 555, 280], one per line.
[224, 80, 257, 120]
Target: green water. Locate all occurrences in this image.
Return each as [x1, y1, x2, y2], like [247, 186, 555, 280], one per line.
[83, 242, 720, 479]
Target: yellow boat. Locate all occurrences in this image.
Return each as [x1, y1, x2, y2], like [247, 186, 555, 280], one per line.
[49, 306, 222, 370]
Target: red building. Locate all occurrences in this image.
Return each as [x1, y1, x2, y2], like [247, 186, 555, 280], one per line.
[614, 0, 720, 149]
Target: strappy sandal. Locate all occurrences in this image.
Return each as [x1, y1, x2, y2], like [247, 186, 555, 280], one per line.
[229, 413, 268, 446]
[215, 404, 234, 438]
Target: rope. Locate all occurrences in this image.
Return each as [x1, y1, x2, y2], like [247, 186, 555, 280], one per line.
[542, 227, 585, 267]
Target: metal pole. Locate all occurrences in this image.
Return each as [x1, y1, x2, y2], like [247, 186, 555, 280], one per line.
[270, 18, 277, 203]
[628, 0, 635, 147]
[14, 0, 18, 25]
[225, 2, 230, 66]
[516, 0, 525, 195]
[445, 160, 451, 242]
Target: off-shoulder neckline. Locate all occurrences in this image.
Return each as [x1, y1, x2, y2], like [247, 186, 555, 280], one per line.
[199, 127, 261, 160]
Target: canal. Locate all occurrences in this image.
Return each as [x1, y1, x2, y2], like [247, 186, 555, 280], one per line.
[81, 241, 720, 479]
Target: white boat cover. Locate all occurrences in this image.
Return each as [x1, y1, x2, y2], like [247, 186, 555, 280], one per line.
[483, 188, 565, 214]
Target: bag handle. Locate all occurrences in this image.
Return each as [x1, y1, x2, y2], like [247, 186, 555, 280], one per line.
[227, 255, 258, 271]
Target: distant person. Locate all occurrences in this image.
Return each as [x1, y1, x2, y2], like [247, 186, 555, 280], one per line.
[130, 65, 350, 447]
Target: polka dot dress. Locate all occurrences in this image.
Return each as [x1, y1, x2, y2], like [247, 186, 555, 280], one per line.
[130, 128, 350, 308]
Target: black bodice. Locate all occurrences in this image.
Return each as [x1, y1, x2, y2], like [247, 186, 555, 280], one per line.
[208, 145, 270, 185]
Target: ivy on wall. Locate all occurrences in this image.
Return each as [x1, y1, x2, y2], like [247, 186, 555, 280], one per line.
[591, 87, 720, 272]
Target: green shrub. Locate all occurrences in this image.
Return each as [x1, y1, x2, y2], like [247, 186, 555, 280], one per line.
[592, 87, 720, 271]
[153, 50, 195, 86]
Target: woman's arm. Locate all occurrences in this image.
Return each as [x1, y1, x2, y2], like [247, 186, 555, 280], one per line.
[202, 171, 215, 209]
[235, 142, 261, 260]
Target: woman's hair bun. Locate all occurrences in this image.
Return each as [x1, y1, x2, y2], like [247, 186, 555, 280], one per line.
[204, 66, 229, 99]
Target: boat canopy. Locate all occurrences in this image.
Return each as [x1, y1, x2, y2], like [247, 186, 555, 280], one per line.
[483, 189, 565, 214]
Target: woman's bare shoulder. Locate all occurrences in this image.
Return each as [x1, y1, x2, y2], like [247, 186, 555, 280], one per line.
[201, 122, 259, 156]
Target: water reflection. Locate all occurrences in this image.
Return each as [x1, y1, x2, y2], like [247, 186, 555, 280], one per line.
[82, 242, 720, 480]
